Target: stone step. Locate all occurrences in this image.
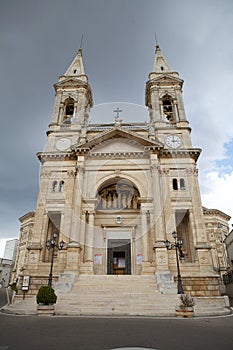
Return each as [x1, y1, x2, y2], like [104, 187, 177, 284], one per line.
[55, 274, 179, 316]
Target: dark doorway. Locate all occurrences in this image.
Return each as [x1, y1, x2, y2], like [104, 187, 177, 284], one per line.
[107, 239, 131, 275]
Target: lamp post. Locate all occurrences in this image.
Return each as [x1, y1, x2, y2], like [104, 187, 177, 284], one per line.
[164, 231, 185, 294]
[46, 232, 65, 287]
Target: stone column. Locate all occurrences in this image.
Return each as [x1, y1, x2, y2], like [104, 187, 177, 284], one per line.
[141, 207, 155, 274]
[79, 210, 87, 248]
[85, 211, 95, 262]
[141, 209, 148, 262]
[70, 159, 85, 242]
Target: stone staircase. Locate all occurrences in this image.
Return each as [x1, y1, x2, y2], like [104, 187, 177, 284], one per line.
[1, 275, 231, 317]
[55, 275, 179, 316]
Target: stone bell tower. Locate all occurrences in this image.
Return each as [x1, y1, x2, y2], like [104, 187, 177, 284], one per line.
[146, 44, 192, 149]
[48, 48, 93, 144]
[145, 44, 215, 290]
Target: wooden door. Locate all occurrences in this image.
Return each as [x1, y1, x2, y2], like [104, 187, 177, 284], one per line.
[107, 239, 131, 275]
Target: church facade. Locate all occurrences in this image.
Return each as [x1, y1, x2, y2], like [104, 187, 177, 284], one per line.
[13, 45, 230, 299]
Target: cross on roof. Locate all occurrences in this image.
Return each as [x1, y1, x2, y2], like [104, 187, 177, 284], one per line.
[114, 107, 122, 118]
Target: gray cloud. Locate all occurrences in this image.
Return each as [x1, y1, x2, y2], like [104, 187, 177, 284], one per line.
[1, 0, 233, 252]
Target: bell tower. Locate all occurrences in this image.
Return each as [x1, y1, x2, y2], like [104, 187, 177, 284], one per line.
[49, 49, 93, 140]
[146, 44, 192, 149]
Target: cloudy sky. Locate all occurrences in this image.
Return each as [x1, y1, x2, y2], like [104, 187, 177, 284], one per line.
[1, 0, 233, 257]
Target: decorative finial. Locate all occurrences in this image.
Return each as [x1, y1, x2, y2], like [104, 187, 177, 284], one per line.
[155, 32, 159, 49]
[80, 33, 84, 50]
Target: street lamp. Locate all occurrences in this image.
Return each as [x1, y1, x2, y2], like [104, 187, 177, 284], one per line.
[164, 231, 185, 294]
[46, 232, 65, 287]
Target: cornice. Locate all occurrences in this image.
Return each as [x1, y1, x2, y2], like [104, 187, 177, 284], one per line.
[160, 148, 201, 161]
[19, 211, 35, 223]
[203, 207, 231, 221]
[37, 152, 76, 164]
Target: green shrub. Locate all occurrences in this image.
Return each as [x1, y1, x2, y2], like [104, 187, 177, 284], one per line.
[10, 283, 18, 293]
[36, 286, 57, 305]
[179, 294, 195, 308]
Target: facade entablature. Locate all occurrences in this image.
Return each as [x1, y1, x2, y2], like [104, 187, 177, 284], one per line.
[159, 149, 201, 162]
[87, 151, 148, 159]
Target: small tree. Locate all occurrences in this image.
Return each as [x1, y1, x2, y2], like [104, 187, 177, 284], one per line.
[36, 286, 57, 305]
[179, 294, 195, 309]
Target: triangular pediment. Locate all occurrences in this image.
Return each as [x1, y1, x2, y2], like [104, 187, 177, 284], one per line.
[55, 77, 88, 88]
[92, 137, 145, 153]
[72, 127, 163, 153]
[150, 74, 183, 85]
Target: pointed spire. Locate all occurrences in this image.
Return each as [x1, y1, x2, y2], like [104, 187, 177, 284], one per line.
[152, 44, 174, 73]
[64, 48, 85, 76]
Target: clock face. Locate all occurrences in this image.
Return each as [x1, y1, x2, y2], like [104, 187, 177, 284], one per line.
[56, 138, 71, 151]
[165, 135, 182, 148]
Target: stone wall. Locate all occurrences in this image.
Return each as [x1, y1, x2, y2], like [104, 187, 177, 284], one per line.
[179, 276, 221, 297]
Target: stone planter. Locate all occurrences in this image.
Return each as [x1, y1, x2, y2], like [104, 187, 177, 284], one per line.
[37, 304, 55, 316]
[175, 307, 194, 318]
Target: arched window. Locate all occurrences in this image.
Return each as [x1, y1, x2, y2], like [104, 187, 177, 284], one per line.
[172, 178, 178, 190]
[180, 178, 185, 190]
[52, 181, 57, 192]
[64, 98, 75, 123]
[162, 95, 174, 122]
[59, 181, 64, 192]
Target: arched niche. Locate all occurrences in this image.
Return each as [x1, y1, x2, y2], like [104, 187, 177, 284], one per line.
[96, 177, 141, 211]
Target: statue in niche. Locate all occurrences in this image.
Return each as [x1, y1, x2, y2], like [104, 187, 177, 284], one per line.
[122, 193, 127, 208]
[127, 197, 132, 209]
[107, 193, 112, 209]
[117, 192, 122, 208]
[133, 195, 138, 209]
[102, 197, 107, 209]
[113, 193, 117, 209]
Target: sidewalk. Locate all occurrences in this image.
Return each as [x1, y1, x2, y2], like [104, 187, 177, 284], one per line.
[1, 295, 232, 317]
[1, 296, 37, 315]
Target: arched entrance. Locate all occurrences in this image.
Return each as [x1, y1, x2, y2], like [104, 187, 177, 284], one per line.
[96, 177, 141, 275]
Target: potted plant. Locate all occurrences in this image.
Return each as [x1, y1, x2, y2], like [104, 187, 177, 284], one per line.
[36, 286, 57, 316]
[176, 294, 195, 318]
